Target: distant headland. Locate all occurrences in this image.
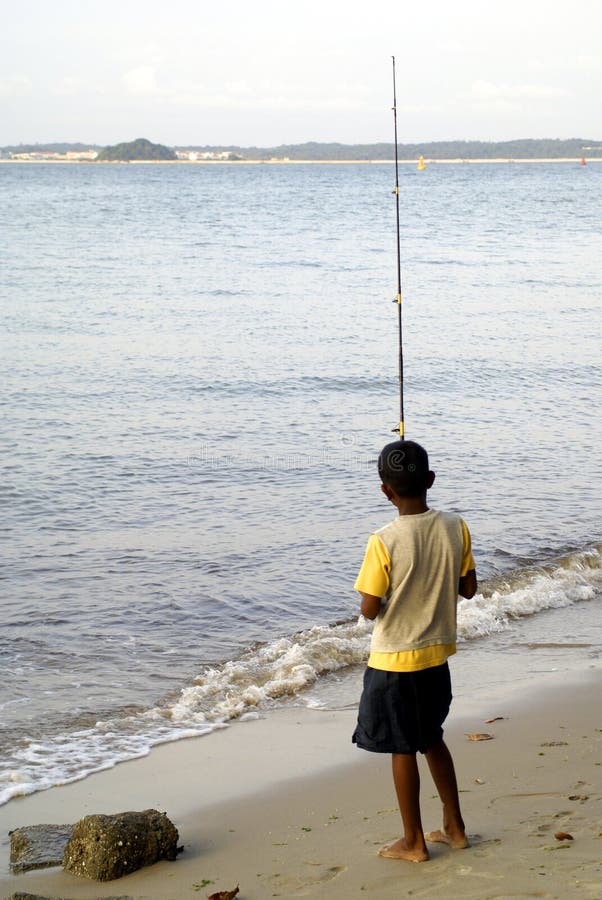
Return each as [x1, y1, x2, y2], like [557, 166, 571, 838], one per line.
[2, 137, 601, 163]
[95, 138, 177, 162]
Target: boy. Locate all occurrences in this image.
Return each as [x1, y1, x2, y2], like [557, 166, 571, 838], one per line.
[352, 440, 477, 862]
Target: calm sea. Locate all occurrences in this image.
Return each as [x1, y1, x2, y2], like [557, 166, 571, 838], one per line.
[1, 160, 600, 804]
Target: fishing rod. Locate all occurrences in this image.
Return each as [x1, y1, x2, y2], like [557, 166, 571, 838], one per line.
[391, 56, 404, 439]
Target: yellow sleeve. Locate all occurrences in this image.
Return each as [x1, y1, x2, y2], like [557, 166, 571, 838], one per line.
[354, 534, 391, 598]
[460, 520, 476, 576]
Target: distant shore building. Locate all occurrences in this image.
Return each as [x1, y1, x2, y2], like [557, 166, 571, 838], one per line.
[65, 150, 98, 160]
[10, 150, 62, 160]
[9, 149, 98, 161]
[175, 149, 242, 161]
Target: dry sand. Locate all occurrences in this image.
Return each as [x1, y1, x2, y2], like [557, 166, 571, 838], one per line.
[1, 667, 600, 900]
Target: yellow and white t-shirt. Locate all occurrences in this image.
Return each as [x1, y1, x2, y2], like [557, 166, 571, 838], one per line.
[355, 509, 474, 672]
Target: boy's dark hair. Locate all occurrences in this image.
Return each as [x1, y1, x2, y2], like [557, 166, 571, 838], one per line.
[378, 440, 430, 497]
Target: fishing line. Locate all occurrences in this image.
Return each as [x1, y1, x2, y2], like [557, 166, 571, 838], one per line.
[391, 55, 405, 439]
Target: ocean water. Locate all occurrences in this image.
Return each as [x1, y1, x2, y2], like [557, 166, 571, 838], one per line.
[1, 160, 601, 805]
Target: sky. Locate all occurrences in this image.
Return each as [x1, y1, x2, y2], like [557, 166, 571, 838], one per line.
[1, 0, 601, 147]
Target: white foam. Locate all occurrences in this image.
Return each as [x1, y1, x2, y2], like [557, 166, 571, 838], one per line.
[459, 545, 601, 640]
[0, 720, 217, 806]
[168, 620, 373, 724]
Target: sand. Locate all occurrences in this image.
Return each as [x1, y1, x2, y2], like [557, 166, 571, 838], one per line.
[1, 666, 600, 900]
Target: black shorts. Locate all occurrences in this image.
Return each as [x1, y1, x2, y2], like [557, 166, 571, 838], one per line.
[352, 662, 452, 755]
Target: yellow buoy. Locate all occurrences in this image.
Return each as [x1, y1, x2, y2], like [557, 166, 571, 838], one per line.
[417, 155, 426, 171]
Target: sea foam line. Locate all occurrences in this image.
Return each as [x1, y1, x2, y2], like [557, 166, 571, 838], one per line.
[0, 621, 373, 806]
[1, 545, 599, 806]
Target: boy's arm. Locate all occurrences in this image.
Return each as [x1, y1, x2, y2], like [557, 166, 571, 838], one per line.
[359, 592, 382, 620]
[458, 520, 477, 598]
[459, 569, 477, 599]
[355, 534, 390, 619]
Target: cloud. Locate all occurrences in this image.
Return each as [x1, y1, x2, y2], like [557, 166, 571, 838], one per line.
[122, 66, 160, 95]
[0, 75, 32, 97]
[118, 68, 373, 111]
[51, 77, 82, 96]
[167, 88, 372, 111]
[574, 54, 600, 71]
[526, 58, 547, 73]
[226, 80, 253, 98]
[471, 80, 571, 101]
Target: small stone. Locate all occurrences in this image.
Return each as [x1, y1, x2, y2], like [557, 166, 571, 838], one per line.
[9, 824, 74, 872]
[4, 895, 133, 900]
[4, 894, 57, 900]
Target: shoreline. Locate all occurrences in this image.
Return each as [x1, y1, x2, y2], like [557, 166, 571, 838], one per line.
[1, 157, 601, 165]
[1, 664, 600, 899]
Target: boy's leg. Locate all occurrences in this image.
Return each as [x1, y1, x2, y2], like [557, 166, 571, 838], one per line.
[379, 753, 429, 862]
[424, 739, 469, 848]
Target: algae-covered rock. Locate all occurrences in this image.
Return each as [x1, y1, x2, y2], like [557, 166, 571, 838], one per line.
[5, 894, 59, 900]
[4, 894, 132, 900]
[4, 893, 59, 900]
[9, 824, 74, 872]
[62, 809, 179, 881]
[5, 891, 133, 900]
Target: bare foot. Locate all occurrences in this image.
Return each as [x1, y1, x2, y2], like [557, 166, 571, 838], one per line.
[378, 838, 429, 862]
[425, 829, 469, 849]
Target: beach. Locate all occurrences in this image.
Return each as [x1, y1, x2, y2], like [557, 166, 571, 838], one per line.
[1, 665, 600, 900]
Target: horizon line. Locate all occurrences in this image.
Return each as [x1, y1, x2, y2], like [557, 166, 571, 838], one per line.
[3, 136, 602, 150]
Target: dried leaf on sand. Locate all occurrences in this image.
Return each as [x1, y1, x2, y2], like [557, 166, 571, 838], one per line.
[485, 717, 505, 724]
[208, 886, 239, 900]
[465, 733, 494, 741]
[554, 832, 574, 841]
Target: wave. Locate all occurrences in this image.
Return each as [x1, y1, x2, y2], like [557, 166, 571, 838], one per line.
[0, 621, 374, 806]
[1, 544, 599, 806]
[458, 544, 601, 639]
[170, 372, 392, 399]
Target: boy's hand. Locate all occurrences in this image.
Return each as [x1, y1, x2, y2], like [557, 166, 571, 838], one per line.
[360, 592, 382, 620]
[459, 569, 477, 599]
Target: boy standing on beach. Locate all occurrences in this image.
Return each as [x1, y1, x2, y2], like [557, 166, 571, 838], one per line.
[352, 440, 477, 862]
